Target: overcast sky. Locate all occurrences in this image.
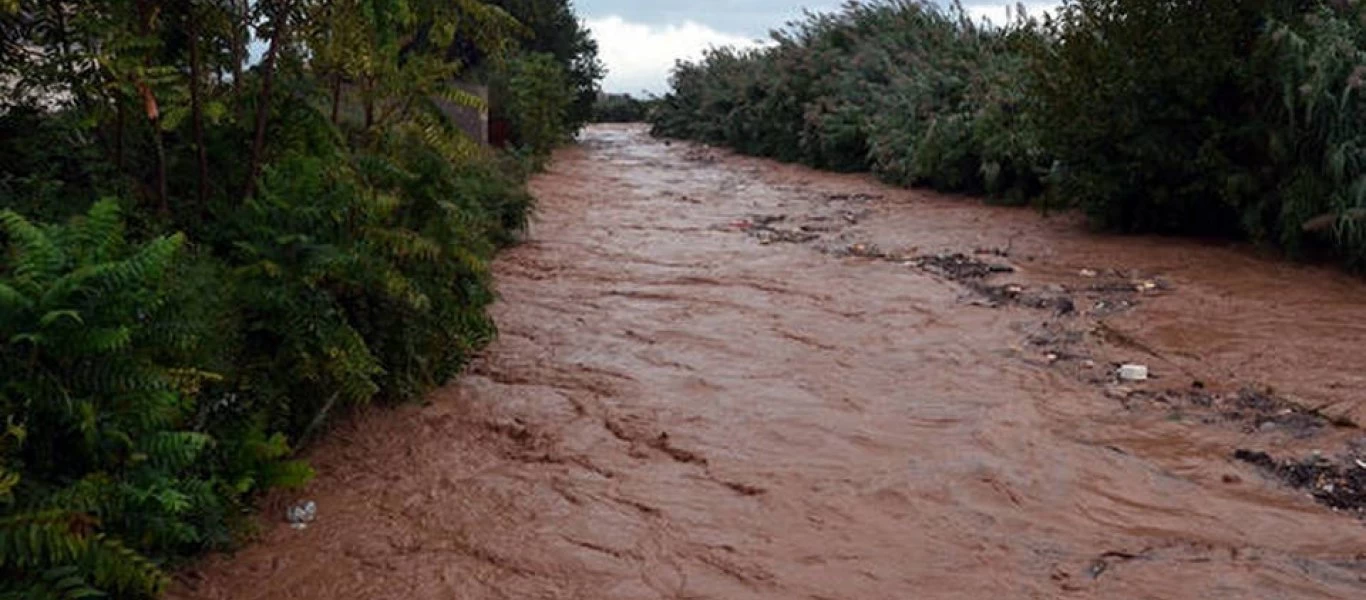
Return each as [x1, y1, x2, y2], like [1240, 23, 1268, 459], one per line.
[578, 1, 1059, 95]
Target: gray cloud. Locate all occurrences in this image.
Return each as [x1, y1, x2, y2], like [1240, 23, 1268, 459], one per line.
[576, 1, 1057, 35]
[576, 1, 846, 37]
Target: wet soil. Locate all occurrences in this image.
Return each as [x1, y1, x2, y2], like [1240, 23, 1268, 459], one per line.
[172, 125, 1366, 599]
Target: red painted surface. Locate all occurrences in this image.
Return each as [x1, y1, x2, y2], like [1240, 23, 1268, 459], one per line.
[489, 118, 512, 148]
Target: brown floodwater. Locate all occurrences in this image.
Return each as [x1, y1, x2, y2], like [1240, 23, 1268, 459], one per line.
[172, 124, 1366, 600]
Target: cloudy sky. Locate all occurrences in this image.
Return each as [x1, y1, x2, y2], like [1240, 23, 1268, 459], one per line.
[578, 1, 1059, 95]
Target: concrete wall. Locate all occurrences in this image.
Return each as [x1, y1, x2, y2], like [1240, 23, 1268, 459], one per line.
[435, 82, 488, 146]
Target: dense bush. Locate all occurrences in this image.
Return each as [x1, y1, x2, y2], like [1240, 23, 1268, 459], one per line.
[1, 202, 232, 599]
[650, 0, 1366, 266]
[493, 51, 577, 160]
[0, 0, 591, 597]
[1034, 0, 1366, 261]
[484, 0, 604, 132]
[1032, 0, 1285, 235]
[651, 1, 1049, 201]
[1266, 3, 1366, 261]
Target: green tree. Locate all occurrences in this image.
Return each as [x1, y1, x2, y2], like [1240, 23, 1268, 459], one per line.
[438, 0, 603, 139]
[495, 51, 575, 158]
[1, 0, 567, 596]
[487, 0, 602, 131]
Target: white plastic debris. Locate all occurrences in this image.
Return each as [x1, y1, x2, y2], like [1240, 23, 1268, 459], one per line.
[286, 500, 317, 530]
[1117, 364, 1149, 382]
[1079, 269, 1098, 278]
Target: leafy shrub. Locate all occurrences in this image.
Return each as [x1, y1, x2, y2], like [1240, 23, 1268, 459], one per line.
[1032, 0, 1366, 264]
[1030, 0, 1280, 234]
[0, 201, 303, 598]
[1261, 3, 1366, 264]
[650, 1, 1048, 201]
[493, 52, 576, 159]
[468, 0, 604, 133]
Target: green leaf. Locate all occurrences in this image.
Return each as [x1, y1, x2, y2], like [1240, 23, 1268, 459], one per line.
[39, 310, 84, 328]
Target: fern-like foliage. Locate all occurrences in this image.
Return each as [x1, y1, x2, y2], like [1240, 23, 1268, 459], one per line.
[2, 2, 553, 597]
[0, 202, 220, 598]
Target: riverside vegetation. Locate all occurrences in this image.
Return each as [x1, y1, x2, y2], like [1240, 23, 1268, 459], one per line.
[0, 0, 600, 597]
[650, 0, 1366, 268]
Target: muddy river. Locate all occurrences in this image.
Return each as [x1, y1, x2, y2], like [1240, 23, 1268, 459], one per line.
[172, 124, 1366, 599]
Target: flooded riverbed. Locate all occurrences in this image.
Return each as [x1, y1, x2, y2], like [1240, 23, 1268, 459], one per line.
[172, 124, 1366, 599]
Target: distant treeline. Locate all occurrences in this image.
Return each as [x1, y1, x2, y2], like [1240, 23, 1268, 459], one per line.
[650, 0, 1366, 268]
[592, 93, 658, 123]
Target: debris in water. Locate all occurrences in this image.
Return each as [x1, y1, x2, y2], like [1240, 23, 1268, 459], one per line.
[975, 246, 1011, 258]
[684, 146, 718, 162]
[826, 192, 881, 202]
[728, 214, 824, 245]
[1079, 269, 1098, 278]
[1114, 387, 1333, 440]
[287, 500, 317, 529]
[753, 228, 819, 245]
[1054, 297, 1077, 316]
[1087, 550, 1146, 580]
[1117, 364, 1149, 381]
[1235, 450, 1366, 515]
[846, 243, 885, 258]
[911, 253, 1012, 280]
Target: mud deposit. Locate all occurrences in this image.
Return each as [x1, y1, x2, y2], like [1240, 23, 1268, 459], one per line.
[173, 125, 1366, 599]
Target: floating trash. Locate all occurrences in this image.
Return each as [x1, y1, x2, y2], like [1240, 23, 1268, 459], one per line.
[286, 500, 317, 530]
[1117, 364, 1149, 382]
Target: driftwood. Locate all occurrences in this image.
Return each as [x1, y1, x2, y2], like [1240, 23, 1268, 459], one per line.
[1301, 208, 1366, 232]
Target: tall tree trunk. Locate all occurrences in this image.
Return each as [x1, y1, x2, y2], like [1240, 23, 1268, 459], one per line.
[364, 78, 374, 129]
[115, 102, 125, 170]
[189, 3, 209, 210]
[243, 1, 290, 202]
[135, 0, 168, 215]
[231, 0, 245, 87]
[152, 122, 169, 216]
[331, 73, 343, 125]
